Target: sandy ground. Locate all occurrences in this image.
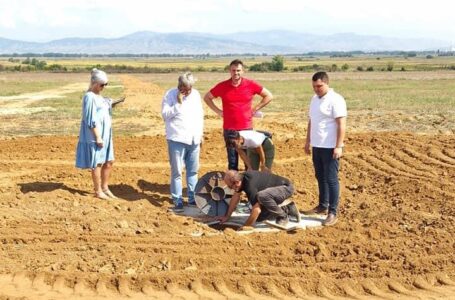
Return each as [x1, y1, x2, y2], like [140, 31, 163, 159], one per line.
[0, 74, 454, 299]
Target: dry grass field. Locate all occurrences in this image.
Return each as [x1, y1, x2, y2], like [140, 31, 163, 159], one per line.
[0, 68, 454, 299]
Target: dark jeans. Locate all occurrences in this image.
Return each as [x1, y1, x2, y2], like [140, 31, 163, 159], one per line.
[223, 128, 251, 170]
[255, 184, 294, 221]
[312, 147, 340, 215]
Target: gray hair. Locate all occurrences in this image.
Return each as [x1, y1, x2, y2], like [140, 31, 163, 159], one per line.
[224, 170, 243, 183]
[90, 68, 108, 84]
[178, 72, 196, 88]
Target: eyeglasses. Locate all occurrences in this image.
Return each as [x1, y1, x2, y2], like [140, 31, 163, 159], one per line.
[100, 83, 108, 87]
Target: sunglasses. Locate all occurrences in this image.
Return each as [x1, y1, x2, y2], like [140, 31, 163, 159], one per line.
[100, 83, 108, 87]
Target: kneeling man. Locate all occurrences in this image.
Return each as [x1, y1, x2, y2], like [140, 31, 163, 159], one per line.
[218, 170, 300, 227]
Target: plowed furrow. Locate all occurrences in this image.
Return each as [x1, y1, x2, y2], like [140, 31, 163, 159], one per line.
[442, 148, 455, 160]
[391, 150, 439, 174]
[427, 149, 455, 166]
[420, 181, 455, 199]
[343, 156, 391, 178]
[400, 147, 455, 169]
[379, 155, 439, 179]
[360, 155, 425, 180]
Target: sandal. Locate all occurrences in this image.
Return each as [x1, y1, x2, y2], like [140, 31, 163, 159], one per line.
[103, 189, 118, 199]
[95, 191, 110, 200]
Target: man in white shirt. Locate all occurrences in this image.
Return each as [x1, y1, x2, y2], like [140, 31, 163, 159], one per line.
[304, 71, 347, 226]
[226, 129, 275, 172]
[161, 72, 204, 212]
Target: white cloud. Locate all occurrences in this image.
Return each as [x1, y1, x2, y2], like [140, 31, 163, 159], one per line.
[0, 0, 454, 41]
[239, 0, 307, 13]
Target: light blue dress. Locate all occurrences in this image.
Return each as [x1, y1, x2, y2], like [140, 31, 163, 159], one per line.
[75, 91, 114, 169]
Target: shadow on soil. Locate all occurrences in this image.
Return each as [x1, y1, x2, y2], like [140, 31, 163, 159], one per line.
[18, 181, 172, 208]
[109, 180, 171, 207]
[18, 182, 88, 195]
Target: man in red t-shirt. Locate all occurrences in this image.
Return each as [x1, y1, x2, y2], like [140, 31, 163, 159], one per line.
[204, 59, 273, 170]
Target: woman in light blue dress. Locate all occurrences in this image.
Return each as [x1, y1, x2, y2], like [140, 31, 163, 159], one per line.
[76, 68, 117, 199]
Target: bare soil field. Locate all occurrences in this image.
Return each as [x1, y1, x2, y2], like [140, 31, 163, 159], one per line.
[0, 73, 454, 299]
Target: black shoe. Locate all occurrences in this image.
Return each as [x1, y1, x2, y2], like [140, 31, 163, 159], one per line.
[286, 202, 301, 223]
[172, 202, 184, 213]
[276, 216, 289, 226]
[187, 200, 197, 207]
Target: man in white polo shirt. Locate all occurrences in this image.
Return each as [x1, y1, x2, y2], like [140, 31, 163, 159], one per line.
[304, 71, 347, 226]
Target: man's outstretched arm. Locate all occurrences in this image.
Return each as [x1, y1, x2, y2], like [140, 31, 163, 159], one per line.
[216, 192, 240, 223]
[243, 202, 261, 227]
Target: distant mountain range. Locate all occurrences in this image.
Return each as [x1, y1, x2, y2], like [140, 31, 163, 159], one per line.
[0, 31, 450, 54]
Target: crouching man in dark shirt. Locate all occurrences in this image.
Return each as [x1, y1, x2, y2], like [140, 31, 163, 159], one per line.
[218, 170, 301, 228]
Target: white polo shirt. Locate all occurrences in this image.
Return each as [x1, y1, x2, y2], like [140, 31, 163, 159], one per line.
[309, 88, 347, 148]
[239, 130, 266, 149]
[161, 87, 204, 145]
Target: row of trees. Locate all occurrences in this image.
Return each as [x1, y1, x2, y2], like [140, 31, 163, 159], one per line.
[249, 56, 284, 72]
[0, 63, 220, 73]
[1, 55, 455, 73]
[21, 57, 47, 69]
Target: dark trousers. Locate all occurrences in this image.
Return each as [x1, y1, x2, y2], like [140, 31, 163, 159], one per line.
[255, 184, 294, 221]
[223, 128, 251, 170]
[312, 147, 340, 215]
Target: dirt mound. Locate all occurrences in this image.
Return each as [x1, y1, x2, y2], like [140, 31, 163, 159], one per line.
[0, 131, 454, 299]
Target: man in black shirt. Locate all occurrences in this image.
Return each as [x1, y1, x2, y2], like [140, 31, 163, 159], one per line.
[218, 170, 300, 227]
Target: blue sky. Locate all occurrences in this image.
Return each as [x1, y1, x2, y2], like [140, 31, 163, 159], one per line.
[0, 0, 454, 42]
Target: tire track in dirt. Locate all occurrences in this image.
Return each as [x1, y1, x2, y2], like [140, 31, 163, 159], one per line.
[1, 272, 455, 299]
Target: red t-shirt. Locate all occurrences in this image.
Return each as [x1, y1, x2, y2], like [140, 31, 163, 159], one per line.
[210, 78, 263, 130]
